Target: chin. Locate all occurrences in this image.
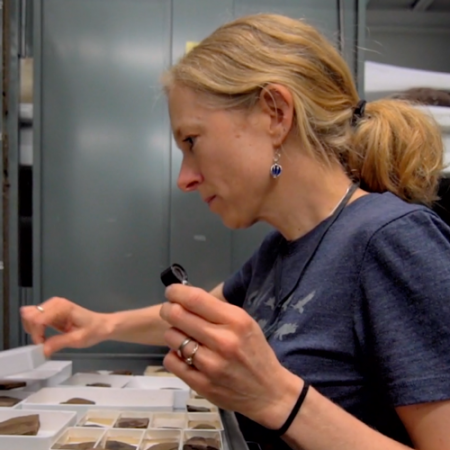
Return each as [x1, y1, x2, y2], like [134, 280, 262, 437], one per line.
[220, 212, 256, 230]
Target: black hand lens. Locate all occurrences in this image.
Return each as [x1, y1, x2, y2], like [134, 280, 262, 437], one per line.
[160, 263, 190, 287]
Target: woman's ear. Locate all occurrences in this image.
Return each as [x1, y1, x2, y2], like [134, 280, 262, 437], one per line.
[259, 84, 295, 146]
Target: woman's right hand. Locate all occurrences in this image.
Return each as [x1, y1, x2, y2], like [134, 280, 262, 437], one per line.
[20, 297, 112, 357]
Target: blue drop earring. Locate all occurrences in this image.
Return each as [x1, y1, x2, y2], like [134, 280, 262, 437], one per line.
[270, 149, 282, 178]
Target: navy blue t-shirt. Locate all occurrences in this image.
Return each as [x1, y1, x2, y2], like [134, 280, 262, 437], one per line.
[223, 192, 450, 448]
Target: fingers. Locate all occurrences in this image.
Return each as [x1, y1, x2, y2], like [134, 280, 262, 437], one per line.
[164, 285, 239, 324]
[20, 306, 47, 344]
[160, 301, 222, 348]
[21, 297, 73, 345]
[165, 285, 231, 323]
[163, 327, 222, 377]
[163, 349, 211, 394]
[166, 328, 199, 358]
[42, 329, 87, 358]
[161, 286, 254, 351]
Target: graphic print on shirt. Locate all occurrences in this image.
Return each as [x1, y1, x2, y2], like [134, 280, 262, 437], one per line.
[244, 268, 276, 317]
[281, 293, 295, 311]
[246, 290, 259, 307]
[292, 290, 316, 313]
[272, 291, 316, 339]
[274, 323, 298, 340]
[265, 296, 276, 310]
[257, 318, 268, 329]
[245, 254, 319, 329]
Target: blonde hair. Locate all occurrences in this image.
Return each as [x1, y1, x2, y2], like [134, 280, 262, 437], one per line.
[163, 14, 444, 205]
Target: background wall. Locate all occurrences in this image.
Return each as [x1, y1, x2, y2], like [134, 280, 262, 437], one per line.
[365, 1, 450, 72]
[23, 0, 364, 371]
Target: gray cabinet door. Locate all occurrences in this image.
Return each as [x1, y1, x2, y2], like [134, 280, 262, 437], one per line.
[34, 0, 172, 354]
[234, 0, 339, 38]
[32, 0, 361, 359]
[170, 0, 234, 291]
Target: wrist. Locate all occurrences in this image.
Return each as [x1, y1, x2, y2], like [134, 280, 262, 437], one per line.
[255, 368, 304, 430]
[98, 311, 118, 341]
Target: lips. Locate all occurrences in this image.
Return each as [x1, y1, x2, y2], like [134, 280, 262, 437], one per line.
[204, 195, 216, 205]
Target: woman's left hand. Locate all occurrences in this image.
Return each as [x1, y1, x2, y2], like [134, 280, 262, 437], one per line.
[160, 284, 303, 429]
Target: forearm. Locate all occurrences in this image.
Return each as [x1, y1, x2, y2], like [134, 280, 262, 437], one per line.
[254, 370, 412, 450]
[281, 385, 411, 450]
[104, 283, 225, 347]
[107, 304, 169, 346]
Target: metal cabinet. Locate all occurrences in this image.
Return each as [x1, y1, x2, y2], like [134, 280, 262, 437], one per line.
[34, 0, 173, 357]
[170, 0, 234, 290]
[26, 0, 364, 364]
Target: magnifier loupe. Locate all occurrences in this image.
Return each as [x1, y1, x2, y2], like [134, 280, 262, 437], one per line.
[160, 263, 190, 286]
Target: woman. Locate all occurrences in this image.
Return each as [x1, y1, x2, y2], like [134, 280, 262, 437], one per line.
[22, 14, 450, 450]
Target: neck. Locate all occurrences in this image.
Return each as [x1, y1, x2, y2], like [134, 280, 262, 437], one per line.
[258, 157, 366, 241]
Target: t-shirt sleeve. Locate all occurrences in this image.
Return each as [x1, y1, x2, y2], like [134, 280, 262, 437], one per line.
[359, 209, 450, 407]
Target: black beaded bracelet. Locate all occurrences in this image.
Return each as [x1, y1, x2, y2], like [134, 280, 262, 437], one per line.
[274, 382, 310, 437]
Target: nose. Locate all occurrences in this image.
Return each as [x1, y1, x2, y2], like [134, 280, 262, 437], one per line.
[177, 158, 203, 192]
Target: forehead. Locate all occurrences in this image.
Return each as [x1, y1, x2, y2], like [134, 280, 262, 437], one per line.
[168, 85, 252, 140]
[168, 85, 211, 139]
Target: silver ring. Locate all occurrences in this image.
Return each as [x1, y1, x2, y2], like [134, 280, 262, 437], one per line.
[36, 305, 45, 313]
[184, 342, 199, 366]
[177, 337, 192, 359]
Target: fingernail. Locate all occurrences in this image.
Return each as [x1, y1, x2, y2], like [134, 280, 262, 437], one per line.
[164, 285, 174, 297]
[43, 344, 51, 358]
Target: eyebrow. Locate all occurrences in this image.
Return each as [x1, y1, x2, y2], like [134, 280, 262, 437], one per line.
[173, 127, 184, 141]
[173, 123, 203, 142]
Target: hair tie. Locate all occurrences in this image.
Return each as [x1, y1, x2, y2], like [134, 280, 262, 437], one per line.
[273, 382, 310, 436]
[351, 99, 367, 126]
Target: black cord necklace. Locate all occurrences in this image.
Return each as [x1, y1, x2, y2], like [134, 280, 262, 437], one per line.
[264, 183, 360, 339]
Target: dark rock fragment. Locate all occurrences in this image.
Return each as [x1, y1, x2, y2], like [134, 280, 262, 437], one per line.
[183, 436, 220, 450]
[0, 396, 21, 407]
[60, 398, 96, 405]
[104, 440, 137, 450]
[0, 381, 26, 390]
[0, 414, 40, 436]
[114, 417, 149, 429]
[186, 406, 211, 413]
[53, 441, 97, 449]
[110, 370, 133, 376]
[145, 442, 179, 450]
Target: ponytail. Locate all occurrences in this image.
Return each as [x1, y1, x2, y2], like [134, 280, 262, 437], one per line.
[348, 99, 444, 206]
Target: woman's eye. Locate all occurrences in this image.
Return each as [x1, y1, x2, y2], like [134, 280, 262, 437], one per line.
[183, 136, 196, 150]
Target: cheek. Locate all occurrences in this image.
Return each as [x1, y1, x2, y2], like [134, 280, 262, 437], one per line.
[240, 133, 274, 168]
[238, 144, 273, 183]
[202, 133, 272, 189]
[200, 145, 236, 177]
